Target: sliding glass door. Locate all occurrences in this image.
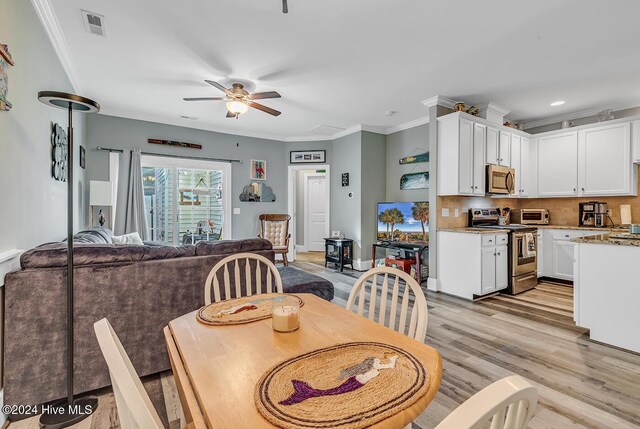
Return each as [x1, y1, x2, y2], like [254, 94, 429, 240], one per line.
[141, 155, 232, 245]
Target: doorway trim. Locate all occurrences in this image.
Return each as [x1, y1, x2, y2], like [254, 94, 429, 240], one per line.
[303, 171, 329, 253]
[287, 164, 330, 263]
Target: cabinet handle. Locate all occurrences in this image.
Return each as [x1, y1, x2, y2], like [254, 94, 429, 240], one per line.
[581, 187, 585, 191]
[573, 188, 576, 192]
[497, 252, 501, 256]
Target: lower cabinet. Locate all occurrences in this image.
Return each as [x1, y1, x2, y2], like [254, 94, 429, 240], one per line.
[438, 231, 508, 300]
[541, 229, 609, 281]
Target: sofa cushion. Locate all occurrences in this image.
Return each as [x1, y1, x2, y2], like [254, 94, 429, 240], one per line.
[71, 227, 113, 244]
[21, 243, 196, 269]
[195, 238, 272, 256]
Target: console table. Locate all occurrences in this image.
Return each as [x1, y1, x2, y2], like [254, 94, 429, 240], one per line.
[372, 241, 429, 283]
[324, 238, 353, 271]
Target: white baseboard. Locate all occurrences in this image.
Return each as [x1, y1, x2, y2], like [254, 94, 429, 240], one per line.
[353, 259, 373, 271]
[427, 277, 439, 292]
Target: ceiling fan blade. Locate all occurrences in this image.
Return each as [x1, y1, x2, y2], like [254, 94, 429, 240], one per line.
[183, 97, 225, 101]
[205, 80, 232, 95]
[283, 0, 288, 13]
[249, 102, 281, 116]
[226, 111, 237, 118]
[249, 91, 281, 100]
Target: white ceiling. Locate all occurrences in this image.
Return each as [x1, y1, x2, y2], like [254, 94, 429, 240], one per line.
[42, 0, 640, 140]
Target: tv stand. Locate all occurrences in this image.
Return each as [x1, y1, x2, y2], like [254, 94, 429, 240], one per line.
[372, 241, 429, 283]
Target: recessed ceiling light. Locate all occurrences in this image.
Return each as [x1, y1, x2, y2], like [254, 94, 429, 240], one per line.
[550, 101, 565, 107]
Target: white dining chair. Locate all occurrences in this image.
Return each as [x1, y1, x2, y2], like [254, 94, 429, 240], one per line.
[204, 252, 284, 304]
[346, 266, 428, 342]
[435, 375, 538, 429]
[94, 318, 165, 429]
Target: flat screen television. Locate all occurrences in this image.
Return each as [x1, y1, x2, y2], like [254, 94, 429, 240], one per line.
[377, 201, 429, 243]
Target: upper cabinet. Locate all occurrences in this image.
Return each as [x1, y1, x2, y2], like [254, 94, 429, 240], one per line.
[578, 122, 632, 196]
[537, 132, 579, 197]
[438, 115, 486, 195]
[633, 121, 640, 163]
[536, 121, 636, 198]
[485, 126, 511, 167]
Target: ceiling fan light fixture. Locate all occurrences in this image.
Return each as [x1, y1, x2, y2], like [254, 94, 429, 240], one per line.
[226, 100, 249, 115]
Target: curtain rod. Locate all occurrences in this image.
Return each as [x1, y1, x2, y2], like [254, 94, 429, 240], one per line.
[96, 146, 243, 164]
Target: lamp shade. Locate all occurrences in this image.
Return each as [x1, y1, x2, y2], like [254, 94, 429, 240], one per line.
[90, 180, 113, 206]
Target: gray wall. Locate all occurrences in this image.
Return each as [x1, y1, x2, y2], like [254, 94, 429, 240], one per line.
[0, 0, 87, 253]
[360, 132, 387, 261]
[385, 124, 429, 202]
[85, 114, 287, 239]
[329, 132, 363, 259]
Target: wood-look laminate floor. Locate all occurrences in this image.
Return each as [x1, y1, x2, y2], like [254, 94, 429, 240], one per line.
[8, 263, 640, 429]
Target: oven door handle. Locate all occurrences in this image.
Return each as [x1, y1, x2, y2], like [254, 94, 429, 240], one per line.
[517, 274, 537, 281]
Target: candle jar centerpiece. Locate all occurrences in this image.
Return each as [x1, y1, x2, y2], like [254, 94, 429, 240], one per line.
[272, 296, 300, 333]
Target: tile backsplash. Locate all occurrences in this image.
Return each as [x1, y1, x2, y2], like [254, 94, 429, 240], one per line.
[438, 189, 640, 229]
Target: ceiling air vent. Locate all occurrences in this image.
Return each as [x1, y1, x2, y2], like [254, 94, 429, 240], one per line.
[81, 10, 106, 37]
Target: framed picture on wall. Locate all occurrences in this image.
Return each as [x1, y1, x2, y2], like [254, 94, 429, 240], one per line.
[290, 150, 326, 164]
[250, 159, 267, 180]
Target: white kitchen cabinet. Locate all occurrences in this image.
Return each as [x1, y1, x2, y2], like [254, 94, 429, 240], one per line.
[438, 231, 509, 299]
[510, 134, 521, 196]
[472, 123, 487, 195]
[520, 138, 532, 196]
[458, 118, 474, 195]
[541, 229, 605, 281]
[578, 122, 633, 196]
[486, 126, 500, 165]
[553, 240, 575, 281]
[538, 132, 579, 197]
[438, 115, 486, 195]
[481, 247, 497, 295]
[499, 131, 511, 167]
[495, 245, 508, 290]
[633, 121, 640, 163]
[537, 229, 543, 277]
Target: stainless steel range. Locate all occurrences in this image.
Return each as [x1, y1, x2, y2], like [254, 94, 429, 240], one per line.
[469, 208, 538, 295]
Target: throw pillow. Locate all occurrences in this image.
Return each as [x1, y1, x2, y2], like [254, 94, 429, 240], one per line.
[112, 232, 144, 245]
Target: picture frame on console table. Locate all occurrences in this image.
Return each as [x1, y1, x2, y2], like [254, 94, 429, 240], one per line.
[290, 150, 326, 164]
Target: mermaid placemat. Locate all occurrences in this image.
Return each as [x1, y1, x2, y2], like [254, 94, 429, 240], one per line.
[255, 342, 429, 429]
[197, 293, 304, 326]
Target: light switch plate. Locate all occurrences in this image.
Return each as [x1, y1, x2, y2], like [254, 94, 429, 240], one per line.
[233, 208, 240, 215]
[442, 208, 450, 217]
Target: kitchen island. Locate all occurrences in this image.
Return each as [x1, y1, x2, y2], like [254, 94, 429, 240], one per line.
[573, 234, 640, 353]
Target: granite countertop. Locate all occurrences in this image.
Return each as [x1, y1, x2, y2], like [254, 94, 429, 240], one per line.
[438, 227, 507, 235]
[537, 225, 628, 232]
[571, 234, 640, 246]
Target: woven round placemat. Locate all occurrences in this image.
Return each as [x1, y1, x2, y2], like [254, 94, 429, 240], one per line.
[255, 342, 429, 429]
[197, 294, 304, 326]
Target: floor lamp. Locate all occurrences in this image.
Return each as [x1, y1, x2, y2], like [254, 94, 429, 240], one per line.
[37, 91, 100, 429]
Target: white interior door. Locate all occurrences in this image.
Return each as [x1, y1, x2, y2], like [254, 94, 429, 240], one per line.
[304, 173, 328, 252]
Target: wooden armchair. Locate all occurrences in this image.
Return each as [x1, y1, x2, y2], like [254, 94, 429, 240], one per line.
[258, 214, 291, 266]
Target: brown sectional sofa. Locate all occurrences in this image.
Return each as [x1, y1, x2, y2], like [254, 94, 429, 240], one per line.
[4, 228, 333, 408]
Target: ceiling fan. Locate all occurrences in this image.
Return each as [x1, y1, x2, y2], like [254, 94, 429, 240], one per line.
[183, 80, 282, 118]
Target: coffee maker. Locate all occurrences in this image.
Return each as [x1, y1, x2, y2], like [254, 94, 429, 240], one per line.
[579, 201, 608, 227]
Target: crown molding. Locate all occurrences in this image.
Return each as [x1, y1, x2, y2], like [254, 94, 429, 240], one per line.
[421, 95, 457, 109]
[31, 0, 85, 94]
[521, 102, 640, 130]
[385, 115, 430, 134]
[476, 101, 511, 116]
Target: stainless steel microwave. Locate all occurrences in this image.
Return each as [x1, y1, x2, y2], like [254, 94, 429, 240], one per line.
[511, 209, 550, 225]
[486, 164, 515, 194]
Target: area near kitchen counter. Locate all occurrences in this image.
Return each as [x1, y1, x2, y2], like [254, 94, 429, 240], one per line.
[573, 233, 640, 353]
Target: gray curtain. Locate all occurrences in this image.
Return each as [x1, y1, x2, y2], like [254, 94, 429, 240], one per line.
[124, 150, 148, 239]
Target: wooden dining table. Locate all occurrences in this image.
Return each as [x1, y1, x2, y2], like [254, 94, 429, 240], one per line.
[166, 293, 442, 429]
